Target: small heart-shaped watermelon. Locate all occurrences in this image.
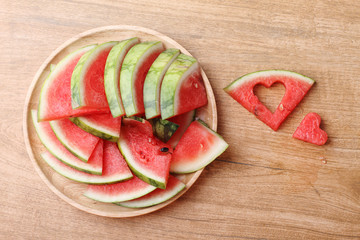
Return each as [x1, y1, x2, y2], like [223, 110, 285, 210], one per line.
[293, 112, 328, 146]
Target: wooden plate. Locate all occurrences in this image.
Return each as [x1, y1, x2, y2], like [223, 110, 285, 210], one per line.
[23, 25, 217, 218]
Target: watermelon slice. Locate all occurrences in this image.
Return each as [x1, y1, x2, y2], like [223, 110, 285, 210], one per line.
[160, 54, 208, 120]
[40, 140, 132, 184]
[38, 45, 108, 121]
[118, 118, 172, 189]
[116, 175, 185, 208]
[120, 41, 165, 117]
[83, 175, 156, 203]
[224, 70, 315, 131]
[50, 118, 100, 162]
[293, 112, 328, 145]
[104, 37, 140, 118]
[71, 41, 118, 110]
[167, 110, 196, 148]
[143, 48, 180, 119]
[170, 120, 229, 174]
[31, 110, 102, 175]
[148, 118, 179, 143]
[70, 113, 121, 142]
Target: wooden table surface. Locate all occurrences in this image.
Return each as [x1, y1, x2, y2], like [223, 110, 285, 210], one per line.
[1, 0, 359, 239]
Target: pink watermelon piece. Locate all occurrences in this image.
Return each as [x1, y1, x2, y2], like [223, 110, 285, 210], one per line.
[160, 54, 208, 119]
[293, 112, 328, 145]
[38, 45, 109, 121]
[120, 41, 165, 117]
[84, 175, 156, 203]
[71, 42, 118, 110]
[32, 110, 103, 174]
[224, 70, 315, 131]
[167, 110, 196, 148]
[50, 118, 100, 162]
[71, 113, 121, 142]
[170, 120, 228, 174]
[117, 175, 185, 208]
[118, 118, 172, 189]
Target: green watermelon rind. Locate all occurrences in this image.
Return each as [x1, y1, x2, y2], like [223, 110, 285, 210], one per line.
[160, 54, 199, 120]
[167, 109, 196, 148]
[70, 116, 119, 142]
[104, 38, 140, 118]
[223, 69, 315, 92]
[31, 110, 102, 175]
[170, 120, 229, 174]
[83, 182, 157, 203]
[71, 41, 119, 109]
[117, 138, 167, 189]
[116, 176, 186, 208]
[49, 120, 98, 162]
[120, 41, 164, 117]
[149, 118, 179, 143]
[37, 45, 97, 122]
[143, 48, 180, 119]
[41, 151, 132, 185]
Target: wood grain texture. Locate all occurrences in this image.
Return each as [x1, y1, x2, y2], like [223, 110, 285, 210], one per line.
[1, 0, 359, 239]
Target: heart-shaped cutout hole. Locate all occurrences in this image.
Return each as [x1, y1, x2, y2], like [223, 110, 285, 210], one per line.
[253, 82, 285, 113]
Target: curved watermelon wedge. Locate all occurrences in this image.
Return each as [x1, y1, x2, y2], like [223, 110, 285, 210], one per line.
[170, 120, 229, 174]
[104, 38, 140, 118]
[118, 118, 172, 189]
[224, 70, 315, 131]
[70, 113, 121, 142]
[40, 140, 132, 184]
[143, 48, 180, 119]
[167, 110, 196, 148]
[293, 112, 328, 145]
[120, 41, 164, 117]
[71, 41, 118, 110]
[38, 45, 108, 121]
[83, 175, 156, 203]
[160, 54, 208, 120]
[31, 110, 102, 175]
[50, 118, 100, 162]
[116, 175, 185, 208]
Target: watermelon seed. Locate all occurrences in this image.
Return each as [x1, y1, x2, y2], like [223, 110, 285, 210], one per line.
[160, 147, 169, 152]
[279, 103, 284, 111]
[194, 83, 198, 88]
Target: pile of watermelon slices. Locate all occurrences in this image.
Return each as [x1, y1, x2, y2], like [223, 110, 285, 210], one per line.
[33, 38, 228, 208]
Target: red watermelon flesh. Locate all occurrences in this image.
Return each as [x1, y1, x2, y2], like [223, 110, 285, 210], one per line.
[50, 118, 100, 162]
[102, 141, 132, 178]
[118, 118, 172, 189]
[293, 112, 328, 145]
[170, 120, 228, 174]
[224, 70, 315, 131]
[84, 175, 156, 203]
[38, 45, 108, 121]
[82, 46, 114, 110]
[176, 70, 207, 117]
[31, 110, 103, 174]
[117, 175, 185, 208]
[41, 140, 132, 184]
[134, 49, 164, 114]
[167, 110, 195, 148]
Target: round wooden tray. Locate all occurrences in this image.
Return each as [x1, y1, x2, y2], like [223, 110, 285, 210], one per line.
[23, 25, 217, 217]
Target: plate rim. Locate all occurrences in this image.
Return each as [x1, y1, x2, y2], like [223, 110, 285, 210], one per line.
[23, 25, 217, 218]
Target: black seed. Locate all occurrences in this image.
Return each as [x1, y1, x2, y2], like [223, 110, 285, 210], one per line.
[160, 147, 169, 152]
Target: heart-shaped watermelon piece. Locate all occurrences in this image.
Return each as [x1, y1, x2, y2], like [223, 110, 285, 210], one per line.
[224, 70, 315, 131]
[293, 112, 328, 145]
